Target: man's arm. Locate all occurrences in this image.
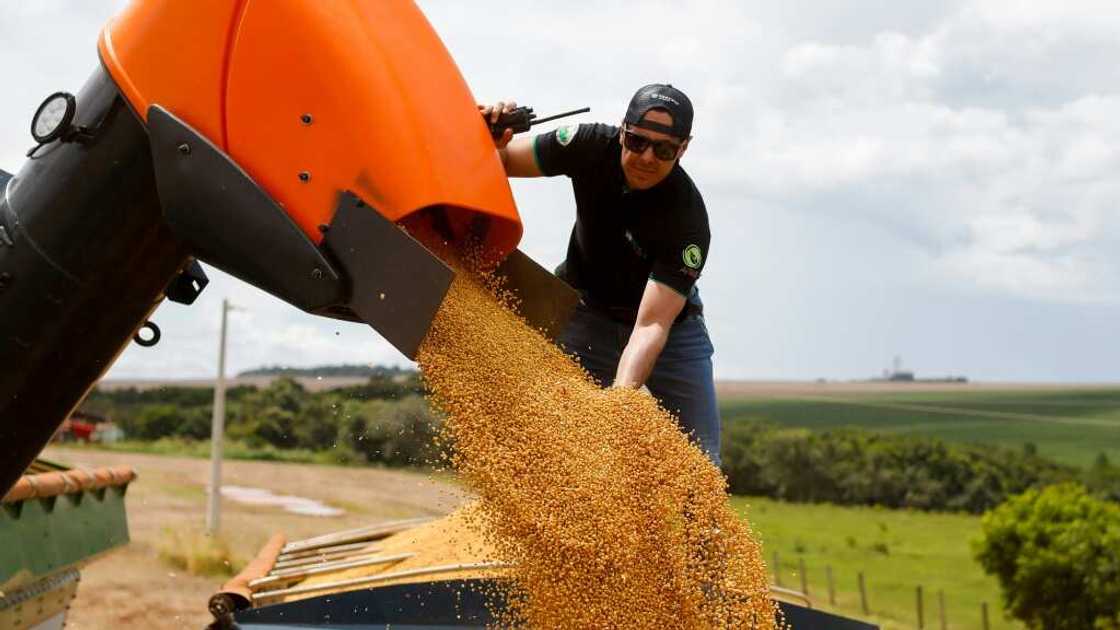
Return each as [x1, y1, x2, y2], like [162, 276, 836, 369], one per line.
[613, 280, 687, 389]
[498, 136, 542, 177]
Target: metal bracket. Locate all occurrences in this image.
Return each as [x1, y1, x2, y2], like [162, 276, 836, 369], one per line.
[321, 193, 454, 360]
[147, 105, 346, 312]
[165, 259, 210, 305]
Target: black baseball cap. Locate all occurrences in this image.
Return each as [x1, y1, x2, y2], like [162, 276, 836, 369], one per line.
[623, 83, 693, 138]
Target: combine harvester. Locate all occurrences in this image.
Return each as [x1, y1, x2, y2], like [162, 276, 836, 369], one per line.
[0, 1, 876, 627]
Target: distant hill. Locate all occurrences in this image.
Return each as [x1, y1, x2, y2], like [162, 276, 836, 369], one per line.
[238, 364, 416, 378]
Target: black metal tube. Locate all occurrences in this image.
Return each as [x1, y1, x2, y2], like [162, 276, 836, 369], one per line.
[0, 66, 189, 494]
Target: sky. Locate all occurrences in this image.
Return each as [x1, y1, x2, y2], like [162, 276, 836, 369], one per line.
[1, 1, 1117, 382]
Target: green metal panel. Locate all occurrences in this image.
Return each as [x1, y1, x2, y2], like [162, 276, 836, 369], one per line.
[0, 484, 130, 586]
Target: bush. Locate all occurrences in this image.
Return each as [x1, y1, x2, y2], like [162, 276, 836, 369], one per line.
[171, 407, 212, 440]
[973, 483, 1120, 630]
[118, 404, 186, 440]
[157, 528, 237, 577]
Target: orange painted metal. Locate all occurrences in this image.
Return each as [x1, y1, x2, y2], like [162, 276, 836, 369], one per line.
[2, 466, 136, 503]
[98, 0, 521, 259]
[216, 531, 287, 604]
[98, 0, 243, 147]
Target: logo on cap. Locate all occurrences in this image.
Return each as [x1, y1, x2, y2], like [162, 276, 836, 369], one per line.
[648, 92, 680, 105]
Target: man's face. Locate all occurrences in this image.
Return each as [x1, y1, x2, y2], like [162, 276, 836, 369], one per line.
[619, 109, 689, 190]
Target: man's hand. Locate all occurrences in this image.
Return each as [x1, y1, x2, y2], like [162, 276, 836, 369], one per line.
[479, 100, 543, 178]
[479, 100, 518, 149]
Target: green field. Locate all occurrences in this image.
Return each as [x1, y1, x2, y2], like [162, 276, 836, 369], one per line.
[735, 496, 1018, 629]
[721, 387, 1120, 467]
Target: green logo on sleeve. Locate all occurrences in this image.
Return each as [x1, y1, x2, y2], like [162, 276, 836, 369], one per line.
[556, 124, 577, 146]
[682, 244, 703, 269]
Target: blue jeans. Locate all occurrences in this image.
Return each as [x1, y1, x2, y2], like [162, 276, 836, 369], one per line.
[559, 292, 722, 467]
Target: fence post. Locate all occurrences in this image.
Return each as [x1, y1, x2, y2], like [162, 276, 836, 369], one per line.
[798, 557, 808, 596]
[858, 572, 869, 615]
[826, 565, 835, 606]
[981, 601, 990, 630]
[916, 585, 924, 629]
[938, 590, 946, 630]
[773, 551, 782, 587]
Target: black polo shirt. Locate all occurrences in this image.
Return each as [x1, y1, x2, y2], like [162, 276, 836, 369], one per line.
[533, 123, 710, 319]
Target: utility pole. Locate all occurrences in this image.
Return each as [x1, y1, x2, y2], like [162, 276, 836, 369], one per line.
[206, 298, 232, 534]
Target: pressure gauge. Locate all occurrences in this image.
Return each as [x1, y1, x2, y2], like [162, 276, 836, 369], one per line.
[31, 92, 77, 144]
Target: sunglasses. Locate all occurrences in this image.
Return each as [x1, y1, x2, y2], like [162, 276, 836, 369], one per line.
[622, 129, 683, 161]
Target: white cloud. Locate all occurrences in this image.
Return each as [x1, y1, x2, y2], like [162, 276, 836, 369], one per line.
[2, 1, 1117, 380]
[685, 5, 1120, 306]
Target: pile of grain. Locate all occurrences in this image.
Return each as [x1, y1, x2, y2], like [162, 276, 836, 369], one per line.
[416, 264, 780, 629]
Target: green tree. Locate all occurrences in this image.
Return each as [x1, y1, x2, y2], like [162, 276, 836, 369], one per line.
[973, 483, 1120, 630]
[293, 397, 340, 450]
[229, 378, 308, 448]
[118, 404, 184, 440]
[1084, 453, 1120, 502]
[172, 406, 213, 440]
[248, 377, 307, 414]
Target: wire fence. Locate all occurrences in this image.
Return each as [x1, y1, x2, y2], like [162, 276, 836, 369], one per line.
[771, 551, 996, 629]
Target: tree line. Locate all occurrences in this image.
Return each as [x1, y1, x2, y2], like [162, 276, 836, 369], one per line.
[81, 374, 439, 467]
[237, 364, 415, 378]
[721, 421, 1119, 513]
[82, 377, 1119, 512]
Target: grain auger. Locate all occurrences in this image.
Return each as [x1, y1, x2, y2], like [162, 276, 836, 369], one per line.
[0, 0, 579, 497]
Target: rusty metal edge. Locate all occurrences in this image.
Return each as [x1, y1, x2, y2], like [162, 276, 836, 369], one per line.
[1, 466, 136, 504]
[209, 532, 286, 619]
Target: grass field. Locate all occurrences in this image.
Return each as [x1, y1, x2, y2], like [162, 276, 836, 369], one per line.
[736, 496, 1018, 630]
[720, 385, 1120, 467]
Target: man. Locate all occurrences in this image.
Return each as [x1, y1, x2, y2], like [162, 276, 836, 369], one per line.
[483, 84, 720, 467]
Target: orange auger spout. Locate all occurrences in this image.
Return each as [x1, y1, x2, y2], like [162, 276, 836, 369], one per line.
[99, 0, 521, 257]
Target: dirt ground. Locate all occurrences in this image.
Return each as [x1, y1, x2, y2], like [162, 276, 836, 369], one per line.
[42, 447, 465, 629]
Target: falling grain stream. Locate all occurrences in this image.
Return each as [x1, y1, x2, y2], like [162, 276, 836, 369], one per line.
[415, 260, 782, 629]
